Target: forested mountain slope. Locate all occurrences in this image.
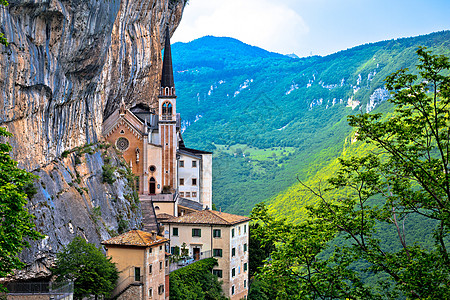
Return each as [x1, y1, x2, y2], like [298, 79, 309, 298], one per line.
[172, 31, 450, 216]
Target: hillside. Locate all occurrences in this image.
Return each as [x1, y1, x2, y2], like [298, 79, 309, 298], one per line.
[173, 31, 450, 216]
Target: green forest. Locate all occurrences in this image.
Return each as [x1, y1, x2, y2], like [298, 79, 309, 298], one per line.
[173, 31, 450, 217]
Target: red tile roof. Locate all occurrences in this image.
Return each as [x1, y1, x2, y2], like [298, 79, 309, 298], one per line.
[163, 210, 250, 226]
[102, 230, 168, 247]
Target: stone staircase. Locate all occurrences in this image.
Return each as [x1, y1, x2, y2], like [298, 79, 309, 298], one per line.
[140, 199, 159, 232]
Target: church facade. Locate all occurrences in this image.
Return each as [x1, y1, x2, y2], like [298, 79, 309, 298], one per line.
[102, 28, 212, 225]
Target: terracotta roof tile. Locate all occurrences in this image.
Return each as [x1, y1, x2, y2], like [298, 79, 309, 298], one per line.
[102, 230, 168, 247]
[163, 210, 250, 226]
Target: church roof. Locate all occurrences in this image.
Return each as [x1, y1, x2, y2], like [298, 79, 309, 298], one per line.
[163, 210, 250, 226]
[102, 230, 168, 247]
[161, 26, 174, 88]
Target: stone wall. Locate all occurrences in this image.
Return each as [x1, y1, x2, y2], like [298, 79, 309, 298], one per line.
[117, 283, 143, 300]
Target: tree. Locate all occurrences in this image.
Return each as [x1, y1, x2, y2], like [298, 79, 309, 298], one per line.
[0, 128, 43, 288]
[169, 258, 227, 300]
[52, 237, 119, 300]
[251, 48, 450, 299]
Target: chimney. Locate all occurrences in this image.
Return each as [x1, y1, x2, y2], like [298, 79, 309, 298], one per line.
[151, 230, 157, 240]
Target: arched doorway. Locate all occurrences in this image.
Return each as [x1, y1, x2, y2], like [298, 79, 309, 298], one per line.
[149, 177, 156, 195]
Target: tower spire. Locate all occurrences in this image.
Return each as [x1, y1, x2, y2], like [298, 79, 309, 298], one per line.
[160, 26, 174, 90]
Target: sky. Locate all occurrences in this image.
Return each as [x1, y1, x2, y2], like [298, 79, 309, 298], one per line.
[172, 0, 450, 57]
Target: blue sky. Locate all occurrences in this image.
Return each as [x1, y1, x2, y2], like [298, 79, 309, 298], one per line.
[172, 0, 450, 57]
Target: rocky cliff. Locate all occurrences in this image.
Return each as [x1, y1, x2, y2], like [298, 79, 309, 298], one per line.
[0, 0, 185, 168]
[0, 0, 186, 280]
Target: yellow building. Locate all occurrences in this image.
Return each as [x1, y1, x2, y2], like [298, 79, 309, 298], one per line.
[162, 210, 250, 300]
[102, 230, 169, 300]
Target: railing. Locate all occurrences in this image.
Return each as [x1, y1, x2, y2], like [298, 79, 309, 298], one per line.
[162, 114, 172, 121]
[168, 250, 212, 273]
[111, 266, 143, 298]
[6, 281, 73, 299]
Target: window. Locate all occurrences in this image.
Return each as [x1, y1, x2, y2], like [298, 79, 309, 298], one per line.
[160, 245, 163, 251]
[232, 268, 236, 277]
[160, 261, 163, 270]
[232, 247, 236, 257]
[173, 227, 179, 236]
[192, 161, 197, 167]
[154, 206, 160, 210]
[244, 224, 247, 233]
[149, 288, 152, 298]
[180, 178, 184, 185]
[158, 284, 164, 295]
[232, 285, 235, 295]
[239, 226, 241, 235]
[244, 243, 247, 252]
[134, 267, 141, 281]
[212, 269, 223, 278]
[149, 248, 152, 254]
[116, 137, 129, 151]
[165, 259, 168, 267]
[213, 249, 223, 257]
[244, 263, 248, 272]
[162, 101, 172, 115]
[232, 228, 235, 237]
[149, 165, 156, 172]
[244, 280, 247, 288]
[171, 246, 180, 255]
[135, 176, 140, 192]
[180, 192, 184, 197]
[213, 229, 221, 238]
[192, 191, 197, 197]
[185, 192, 191, 197]
[192, 178, 197, 186]
[149, 264, 152, 274]
[192, 228, 201, 237]
[180, 160, 184, 167]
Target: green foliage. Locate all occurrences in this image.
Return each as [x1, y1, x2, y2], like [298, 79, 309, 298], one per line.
[102, 163, 116, 184]
[250, 48, 450, 299]
[52, 236, 119, 300]
[249, 223, 274, 277]
[169, 258, 227, 300]
[174, 31, 450, 216]
[0, 128, 43, 289]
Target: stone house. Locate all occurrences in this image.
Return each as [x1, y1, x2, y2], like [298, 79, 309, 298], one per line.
[162, 210, 250, 300]
[102, 230, 169, 300]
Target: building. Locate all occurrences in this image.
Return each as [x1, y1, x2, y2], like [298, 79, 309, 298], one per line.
[162, 210, 250, 300]
[102, 27, 212, 230]
[102, 230, 169, 300]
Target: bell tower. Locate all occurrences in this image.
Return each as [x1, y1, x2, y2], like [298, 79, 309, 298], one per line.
[158, 26, 177, 191]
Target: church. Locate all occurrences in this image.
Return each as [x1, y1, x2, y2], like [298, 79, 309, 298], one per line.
[101, 27, 249, 300]
[102, 28, 212, 230]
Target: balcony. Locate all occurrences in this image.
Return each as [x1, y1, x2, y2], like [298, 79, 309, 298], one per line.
[168, 250, 212, 273]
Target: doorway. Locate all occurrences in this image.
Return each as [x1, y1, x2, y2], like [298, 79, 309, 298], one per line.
[149, 177, 156, 194]
[193, 247, 200, 261]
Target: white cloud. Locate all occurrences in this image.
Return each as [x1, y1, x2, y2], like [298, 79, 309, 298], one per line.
[172, 0, 309, 54]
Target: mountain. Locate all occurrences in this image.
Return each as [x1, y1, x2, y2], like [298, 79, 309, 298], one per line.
[173, 31, 450, 216]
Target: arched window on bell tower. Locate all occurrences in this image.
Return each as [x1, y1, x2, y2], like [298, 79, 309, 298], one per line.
[162, 102, 172, 120]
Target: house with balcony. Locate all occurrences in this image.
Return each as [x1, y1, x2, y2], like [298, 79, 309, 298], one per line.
[161, 209, 250, 300]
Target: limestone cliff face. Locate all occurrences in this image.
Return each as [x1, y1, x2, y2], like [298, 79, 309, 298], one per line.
[0, 0, 186, 169]
[17, 145, 142, 279]
[0, 0, 186, 280]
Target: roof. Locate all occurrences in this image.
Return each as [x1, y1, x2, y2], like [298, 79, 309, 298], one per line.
[179, 146, 213, 155]
[156, 213, 173, 221]
[163, 210, 250, 226]
[102, 230, 168, 247]
[178, 197, 203, 211]
[161, 26, 174, 88]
